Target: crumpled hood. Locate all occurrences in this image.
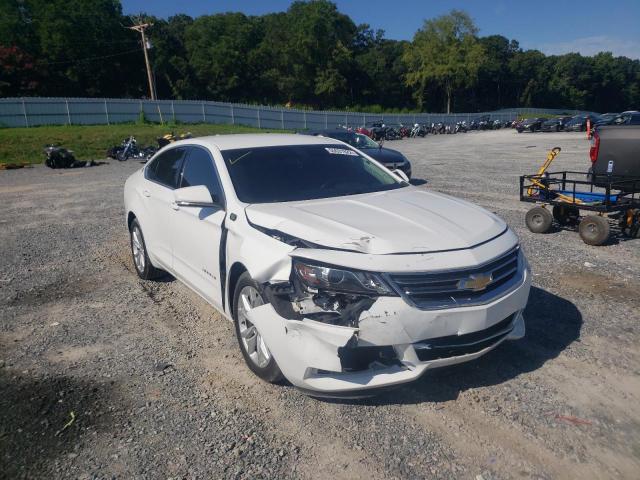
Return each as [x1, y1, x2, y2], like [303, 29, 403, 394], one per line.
[245, 188, 507, 254]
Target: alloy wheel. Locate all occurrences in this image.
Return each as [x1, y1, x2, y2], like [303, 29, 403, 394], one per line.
[131, 227, 145, 273]
[237, 286, 271, 368]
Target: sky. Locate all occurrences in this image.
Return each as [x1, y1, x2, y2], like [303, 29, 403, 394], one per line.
[121, 0, 640, 59]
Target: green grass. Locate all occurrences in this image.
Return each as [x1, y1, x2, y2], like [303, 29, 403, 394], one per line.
[0, 123, 286, 164]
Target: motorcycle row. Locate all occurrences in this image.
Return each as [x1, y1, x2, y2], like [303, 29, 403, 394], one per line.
[353, 117, 518, 141]
[106, 132, 192, 161]
[43, 132, 193, 169]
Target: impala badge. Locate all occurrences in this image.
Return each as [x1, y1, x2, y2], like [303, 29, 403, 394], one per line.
[458, 273, 492, 291]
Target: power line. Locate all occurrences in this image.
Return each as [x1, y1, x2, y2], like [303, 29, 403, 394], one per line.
[36, 48, 142, 66]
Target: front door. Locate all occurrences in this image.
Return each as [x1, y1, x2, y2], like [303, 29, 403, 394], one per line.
[171, 146, 226, 309]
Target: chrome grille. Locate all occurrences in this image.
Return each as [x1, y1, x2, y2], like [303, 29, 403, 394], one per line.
[386, 247, 522, 310]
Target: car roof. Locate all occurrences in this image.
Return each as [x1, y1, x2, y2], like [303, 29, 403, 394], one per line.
[174, 133, 345, 151]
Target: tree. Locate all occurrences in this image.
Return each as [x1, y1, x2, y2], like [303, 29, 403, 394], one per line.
[149, 15, 197, 99]
[508, 49, 546, 107]
[403, 10, 485, 112]
[1, 1, 638, 111]
[476, 35, 519, 110]
[0, 0, 144, 97]
[252, 0, 358, 107]
[0, 45, 40, 96]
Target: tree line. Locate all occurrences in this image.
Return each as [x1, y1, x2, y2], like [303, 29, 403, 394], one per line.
[1, 0, 638, 113]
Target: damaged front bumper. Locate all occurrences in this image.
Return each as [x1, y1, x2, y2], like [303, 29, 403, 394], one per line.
[247, 266, 531, 396]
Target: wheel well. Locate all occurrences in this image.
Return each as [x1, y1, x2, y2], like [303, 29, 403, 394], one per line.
[227, 262, 247, 314]
[127, 212, 136, 231]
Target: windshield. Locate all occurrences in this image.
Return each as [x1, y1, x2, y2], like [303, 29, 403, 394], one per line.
[319, 132, 378, 149]
[222, 144, 405, 203]
[350, 133, 379, 149]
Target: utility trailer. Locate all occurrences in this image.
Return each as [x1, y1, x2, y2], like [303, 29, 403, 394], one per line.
[519, 170, 640, 245]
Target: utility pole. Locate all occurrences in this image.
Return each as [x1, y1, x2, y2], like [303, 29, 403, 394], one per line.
[128, 22, 155, 100]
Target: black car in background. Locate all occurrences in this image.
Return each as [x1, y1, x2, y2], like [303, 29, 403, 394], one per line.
[612, 112, 640, 125]
[541, 116, 573, 132]
[594, 112, 620, 126]
[303, 129, 412, 178]
[564, 114, 599, 132]
[517, 117, 546, 132]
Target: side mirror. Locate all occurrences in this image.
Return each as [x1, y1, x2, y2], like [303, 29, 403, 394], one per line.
[173, 185, 220, 209]
[392, 169, 409, 183]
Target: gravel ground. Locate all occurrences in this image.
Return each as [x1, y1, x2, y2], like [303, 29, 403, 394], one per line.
[1, 129, 639, 479]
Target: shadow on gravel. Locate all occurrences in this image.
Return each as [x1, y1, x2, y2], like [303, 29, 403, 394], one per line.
[410, 178, 428, 186]
[0, 372, 123, 478]
[351, 286, 582, 406]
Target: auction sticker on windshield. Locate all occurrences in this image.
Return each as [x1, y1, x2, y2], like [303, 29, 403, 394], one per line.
[325, 147, 358, 156]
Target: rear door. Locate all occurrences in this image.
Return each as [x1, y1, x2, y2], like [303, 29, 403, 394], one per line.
[142, 147, 187, 270]
[171, 146, 226, 308]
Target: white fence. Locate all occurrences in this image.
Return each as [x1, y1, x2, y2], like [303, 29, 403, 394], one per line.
[0, 97, 590, 129]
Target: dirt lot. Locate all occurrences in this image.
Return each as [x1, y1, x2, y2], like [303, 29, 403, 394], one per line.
[1, 129, 639, 479]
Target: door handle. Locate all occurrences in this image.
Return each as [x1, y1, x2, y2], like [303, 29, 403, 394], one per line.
[142, 189, 151, 197]
[171, 202, 180, 211]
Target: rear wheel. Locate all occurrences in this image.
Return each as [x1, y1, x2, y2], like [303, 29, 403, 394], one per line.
[525, 206, 553, 233]
[552, 205, 580, 225]
[579, 215, 610, 245]
[233, 272, 283, 383]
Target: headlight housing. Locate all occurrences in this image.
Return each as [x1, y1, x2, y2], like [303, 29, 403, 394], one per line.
[293, 259, 394, 296]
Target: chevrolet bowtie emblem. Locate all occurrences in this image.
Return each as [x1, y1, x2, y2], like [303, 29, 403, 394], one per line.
[458, 273, 492, 291]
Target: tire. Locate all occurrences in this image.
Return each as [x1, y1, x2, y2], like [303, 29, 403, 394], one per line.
[552, 205, 580, 225]
[129, 219, 164, 280]
[233, 272, 283, 383]
[525, 206, 553, 233]
[579, 215, 610, 246]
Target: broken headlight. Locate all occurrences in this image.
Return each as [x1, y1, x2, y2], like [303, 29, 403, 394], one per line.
[293, 260, 394, 296]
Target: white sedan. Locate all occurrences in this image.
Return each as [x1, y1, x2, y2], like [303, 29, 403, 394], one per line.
[124, 134, 531, 397]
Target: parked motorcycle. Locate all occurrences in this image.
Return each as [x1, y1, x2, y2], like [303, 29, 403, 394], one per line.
[431, 122, 445, 134]
[355, 125, 372, 137]
[410, 123, 427, 137]
[44, 145, 96, 169]
[398, 124, 411, 138]
[108, 136, 157, 161]
[157, 131, 193, 148]
[455, 121, 468, 133]
[384, 124, 402, 140]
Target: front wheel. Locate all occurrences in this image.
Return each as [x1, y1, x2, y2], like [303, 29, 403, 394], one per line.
[117, 148, 129, 161]
[233, 272, 283, 383]
[525, 206, 553, 233]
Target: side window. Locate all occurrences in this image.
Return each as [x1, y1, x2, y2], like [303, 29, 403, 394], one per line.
[180, 147, 225, 204]
[147, 148, 186, 188]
